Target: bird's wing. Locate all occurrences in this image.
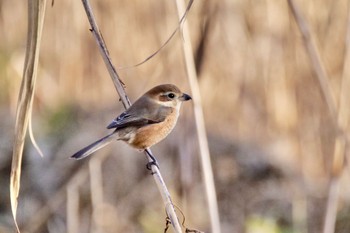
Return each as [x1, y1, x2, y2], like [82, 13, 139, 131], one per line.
[106, 111, 159, 129]
[107, 97, 172, 129]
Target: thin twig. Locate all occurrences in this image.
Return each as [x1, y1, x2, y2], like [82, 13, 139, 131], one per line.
[89, 157, 104, 233]
[175, 0, 221, 233]
[67, 183, 79, 233]
[80, 0, 182, 232]
[287, 1, 350, 233]
[323, 2, 350, 233]
[81, 0, 130, 109]
[117, 0, 194, 70]
[287, 0, 337, 122]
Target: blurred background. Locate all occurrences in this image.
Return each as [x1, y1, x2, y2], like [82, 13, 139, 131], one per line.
[1, 0, 350, 232]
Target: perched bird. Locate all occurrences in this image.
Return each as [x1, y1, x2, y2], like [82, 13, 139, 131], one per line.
[71, 84, 191, 160]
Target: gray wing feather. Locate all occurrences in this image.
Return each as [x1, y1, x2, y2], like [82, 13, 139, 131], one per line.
[107, 97, 172, 129]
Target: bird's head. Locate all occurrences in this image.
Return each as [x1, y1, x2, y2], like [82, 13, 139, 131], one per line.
[146, 84, 192, 109]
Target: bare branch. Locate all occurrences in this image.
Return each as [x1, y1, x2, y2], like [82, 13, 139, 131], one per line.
[287, 0, 337, 121]
[175, 0, 221, 233]
[287, 1, 350, 233]
[80, 0, 182, 232]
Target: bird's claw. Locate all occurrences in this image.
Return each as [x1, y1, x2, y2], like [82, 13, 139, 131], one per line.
[146, 160, 159, 171]
[145, 149, 160, 172]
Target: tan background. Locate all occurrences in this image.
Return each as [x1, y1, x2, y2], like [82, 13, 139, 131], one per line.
[1, 0, 350, 232]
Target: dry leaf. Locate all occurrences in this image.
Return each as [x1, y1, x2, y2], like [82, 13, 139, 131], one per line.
[10, 0, 47, 232]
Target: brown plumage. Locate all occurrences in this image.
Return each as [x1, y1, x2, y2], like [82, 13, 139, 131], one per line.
[71, 84, 191, 160]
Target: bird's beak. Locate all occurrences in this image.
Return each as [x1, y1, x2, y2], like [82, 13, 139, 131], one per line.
[180, 93, 192, 101]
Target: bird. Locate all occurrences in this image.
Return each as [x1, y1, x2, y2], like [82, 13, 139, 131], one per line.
[71, 84, 192, 161]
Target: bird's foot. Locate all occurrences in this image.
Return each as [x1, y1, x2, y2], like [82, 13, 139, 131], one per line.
[146, 160, 159, 171]
[145, 149, 160, 172]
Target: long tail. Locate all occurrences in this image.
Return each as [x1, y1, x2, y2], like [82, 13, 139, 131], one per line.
[71, 132, 117, 160]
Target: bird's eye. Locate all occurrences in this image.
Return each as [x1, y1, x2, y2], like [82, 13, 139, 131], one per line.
[167, 93, 175, 99]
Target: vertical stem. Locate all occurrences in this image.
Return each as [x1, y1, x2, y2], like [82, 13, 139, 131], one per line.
[175, 1, 221, 232]
[67, 184, 79, 233]
[287, 1, 350, 232]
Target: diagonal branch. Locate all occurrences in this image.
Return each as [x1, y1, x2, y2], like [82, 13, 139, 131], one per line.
[287, 1, 350, 233]
[81, 0, 130, 109]
[287, 0, 337, 121]
[80, 0, 182, 232]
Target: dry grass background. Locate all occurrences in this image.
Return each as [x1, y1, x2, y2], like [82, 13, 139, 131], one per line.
[1, 0, 350, 232]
